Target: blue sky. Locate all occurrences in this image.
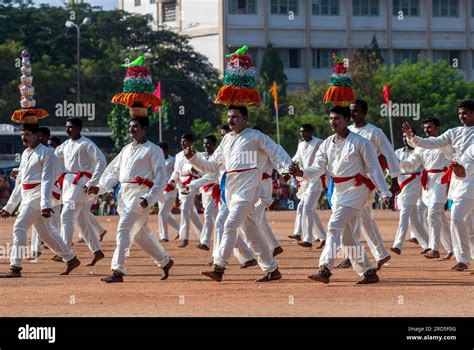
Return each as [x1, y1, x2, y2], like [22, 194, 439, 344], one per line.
[33, 0, 117, 10]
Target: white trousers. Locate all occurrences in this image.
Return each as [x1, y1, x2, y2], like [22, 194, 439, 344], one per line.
[215, 198, 277, 273]
[214, 202, 255, 264]
[414, 200, 428, 238]
[255, 199, 280, 250]
[31, 205, 61, 253]
[200, 197, 218, 246]
[158, 196, 179, 240]
[450, 197, 474, 265]
[393, 204, 429, 250]
[61, 200, 101, 253]
[112, 210, 169, 274]
[292, 191, 326, 242]
[178, 191, 203, 241]
[427, 203, 452, 252]
[358, 203, 390, 261]
[11, 204, 74, 267]
[319, 204, 374, 276]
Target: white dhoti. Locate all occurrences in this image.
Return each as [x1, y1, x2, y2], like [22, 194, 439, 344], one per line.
[177, 190, 202, 241]
[450, 197, 474, 265]
[61, 200, 101, 253]
[12, 204, 74, 267]
[158, 196, 179, 240]
[358, 203, 390, 261]
[393, 204, 429, 250]
[112, 209, 169, 274]
[319, 204, 374, 276]
[215, 197, 277, 273]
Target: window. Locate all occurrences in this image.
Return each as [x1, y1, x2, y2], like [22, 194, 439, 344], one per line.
[150, 0, 155, 3]
[229, 0, 257, 14]
[312, 49, 339, 68]
[393, 50, 421, 65]
[271, 0, 298, 15]
[432, 0, 458, 17]
[277, 49, 301, 68]
[164, 3, 176, 22]
[433, 50, 463, 68]
[392, 0, 419, 16]
[353, 0, 379, 16]
[312, 0, 339, 15]
[134, 0, 141, 6]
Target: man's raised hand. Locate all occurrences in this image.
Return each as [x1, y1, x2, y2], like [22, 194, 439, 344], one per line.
[402, 122, 414, 140]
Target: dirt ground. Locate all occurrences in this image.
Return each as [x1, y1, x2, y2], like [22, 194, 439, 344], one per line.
[0, 210, 472, 317]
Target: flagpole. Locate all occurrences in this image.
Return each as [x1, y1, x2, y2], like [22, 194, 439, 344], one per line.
[388, 100, 394, 147]
[275, 105, 280, 144]
[158, 107, 163, 142]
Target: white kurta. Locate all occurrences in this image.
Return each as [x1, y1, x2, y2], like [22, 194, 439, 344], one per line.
[349, 123, 401, 177]
[4, 144, 58, 213]
[99, 141, 166, 214]
[400, 144, 451, 206]
[395, 147, 423, 206]
[292, 137, 324, 197]
[190, 128, 292, 204]
[55, 136, 106, 203]
[163, 155, 177, 199]
[302, 132, 392, 209]
[170, 151, 201, 191]
[408, 126, 474, 201]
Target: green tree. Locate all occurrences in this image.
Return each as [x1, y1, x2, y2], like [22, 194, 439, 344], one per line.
[0, 2, 221, 153]
[259, 42, 287, 103]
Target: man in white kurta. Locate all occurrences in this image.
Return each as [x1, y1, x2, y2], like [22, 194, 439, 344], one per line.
[288, 124, 327, 248]
[157, 142, 179, 242]
[391, 138, 429, 254]
[187, 136, 219, 250]
[95, 118, 173, 283]
[450, 144, 474, 274]
[0, 123, 80, 277]
[342, 100, 399, 269]
[403, 99, 474, 271]
[168, 134, 203, 247]
[291, 107, 392, 284]
[400, 118, 453, 259]
[54, 118, 105, 266]
[184, 106, 292, 282]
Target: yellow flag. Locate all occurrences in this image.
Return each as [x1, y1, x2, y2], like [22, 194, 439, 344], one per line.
[270, 81, 278, 108]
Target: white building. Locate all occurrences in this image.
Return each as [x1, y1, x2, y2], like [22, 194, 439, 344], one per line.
[118, 0, 474, 91]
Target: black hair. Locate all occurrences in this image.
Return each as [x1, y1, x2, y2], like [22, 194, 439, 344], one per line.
[158, 142, 169, 151]
[220, 124, 231, 132]
[131, 117, 149, 129]
[353, 99, 368, 113]
[422, 117, 440, 128]
[49, 136, 62, 146]
[300, 124, 313, 133]
[38, 126, 51, 138]
[457, 100, 474, 111]
[330, 106, 351, 120]
[66, 117, 83, 130]
[181, 133, 194, 142]
[21, 123, 40, 133]
[204, 135, 217, 144]
[228, 105, 248, 117]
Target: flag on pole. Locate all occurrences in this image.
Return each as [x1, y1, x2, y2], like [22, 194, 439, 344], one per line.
[382, 85, 391, 106]
[153, 81, 161, 111]
[270, 81, 278, 108]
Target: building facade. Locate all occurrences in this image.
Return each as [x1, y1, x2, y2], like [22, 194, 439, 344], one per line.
[118, 0, 474, 91]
